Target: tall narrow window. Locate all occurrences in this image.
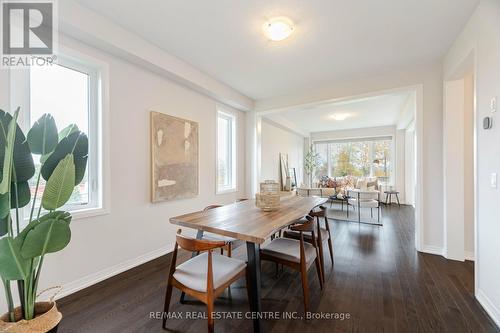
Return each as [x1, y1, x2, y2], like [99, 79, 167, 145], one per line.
[217, 110, 236, 193]
[28, 58, 101, 213]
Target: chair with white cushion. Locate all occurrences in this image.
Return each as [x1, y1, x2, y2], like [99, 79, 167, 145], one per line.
[347, 189, 381, 224]
[260, 216, 323, 313]
[283, 205, 334, 281]
[201, 205, 236, 256]
[163, 230, 248, 332]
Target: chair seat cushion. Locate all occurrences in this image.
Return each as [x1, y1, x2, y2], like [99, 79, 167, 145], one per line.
[202, 232, 236, 243]
[348, 199, 379, 208]
[283, 228, 330, 241]
[173, 253, 246, 292]
[261, 238, 317, 264]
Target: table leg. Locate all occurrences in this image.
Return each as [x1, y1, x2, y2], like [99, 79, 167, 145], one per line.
[246, 242, 262, 333]
[396, 194, 401, 207]
[180, 230, 204, 303]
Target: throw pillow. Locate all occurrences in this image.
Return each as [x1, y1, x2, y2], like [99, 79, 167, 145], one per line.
[356, 178, 368, 191]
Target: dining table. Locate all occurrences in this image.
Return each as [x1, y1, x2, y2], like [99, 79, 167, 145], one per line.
[170, 195, 326, 332]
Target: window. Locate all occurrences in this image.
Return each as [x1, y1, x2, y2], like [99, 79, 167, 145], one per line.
[314, 137, 393, 184]
[26, 57, 101, 214]
[217, 110, 236, 193]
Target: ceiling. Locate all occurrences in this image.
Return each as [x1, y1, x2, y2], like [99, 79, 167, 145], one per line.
[264, 91, 413, 134]
[75, 0, 478, 100]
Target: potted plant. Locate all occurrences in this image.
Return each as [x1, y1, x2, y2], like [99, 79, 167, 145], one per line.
[0, 108, 88, 332]
[304, 144, 320, 187]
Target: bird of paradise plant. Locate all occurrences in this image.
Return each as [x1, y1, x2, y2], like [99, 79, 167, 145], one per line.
[0, 107, 88, 322]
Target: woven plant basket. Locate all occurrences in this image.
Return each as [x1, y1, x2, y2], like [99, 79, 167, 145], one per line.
[0, 302, 61, 333]
[0, 287, 62, 333]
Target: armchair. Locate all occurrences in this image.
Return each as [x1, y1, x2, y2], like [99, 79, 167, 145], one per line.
[347, 189, 382, 225]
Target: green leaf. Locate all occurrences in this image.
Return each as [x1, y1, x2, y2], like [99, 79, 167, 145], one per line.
[41, 154, 75, 210]
[20, 211, 72, 259]
[0, 192, 9, 219]
[27, 113, 58, 155]
[0, 216, 7, 236]
[0, 109, 18, 194]
[41, 131, 88, 185]
[0, 109, 35, 183]
[11, 181, 31, 208]
[0, 236, 29, 280]
[58, 124, 79, 142]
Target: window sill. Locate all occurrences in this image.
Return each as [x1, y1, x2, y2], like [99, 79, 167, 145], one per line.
[69, 207, 110, 221]
[216, 188, 238, 195]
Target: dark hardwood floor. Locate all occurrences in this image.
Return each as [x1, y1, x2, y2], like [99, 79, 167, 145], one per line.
[57, 205, 499, 332]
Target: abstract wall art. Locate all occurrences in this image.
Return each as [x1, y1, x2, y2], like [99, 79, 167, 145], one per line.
[150, 111, 199, 202]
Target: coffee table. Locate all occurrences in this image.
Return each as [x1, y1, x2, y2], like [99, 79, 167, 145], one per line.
[328, 195, 350, 211]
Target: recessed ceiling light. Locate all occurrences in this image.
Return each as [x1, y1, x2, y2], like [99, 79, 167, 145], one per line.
[329, 113, 351, 121]
[263, 17, 294, 41]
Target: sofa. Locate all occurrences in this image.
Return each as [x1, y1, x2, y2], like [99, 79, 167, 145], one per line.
[298, 176, 381, 198]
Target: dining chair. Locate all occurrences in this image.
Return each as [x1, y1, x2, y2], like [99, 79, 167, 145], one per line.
[201, 205, 235, 257]
[180, 205, 237, 304]
[283, 206, 333, 281]
[163, 230, 248, 332]
[260, 216, 323, 313]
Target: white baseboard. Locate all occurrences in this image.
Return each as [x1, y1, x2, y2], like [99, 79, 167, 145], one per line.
[476, 288, 500, 328]
[420, 245, 445, 256]
[464, 251, 475, 261]
[420, 246, 475, 262]
[56, 246, 171, 300]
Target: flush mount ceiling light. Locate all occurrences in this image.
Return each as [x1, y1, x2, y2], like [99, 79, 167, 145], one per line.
[329, 113, 351, 121]
[263, 17, 294, 41]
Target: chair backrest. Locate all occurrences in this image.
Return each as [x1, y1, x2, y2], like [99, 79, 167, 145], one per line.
[290, 215, 315, 232]
[203, 205, 222, 211]
[309, 205, 327, 218]
[348, 189, 379, 200]
[175, 230, 226, 252]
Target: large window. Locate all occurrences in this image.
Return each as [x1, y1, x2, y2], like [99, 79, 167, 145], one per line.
[217, 110, 236, 193]
[27, 57, 101, 213]
[314, 137, 393, 184]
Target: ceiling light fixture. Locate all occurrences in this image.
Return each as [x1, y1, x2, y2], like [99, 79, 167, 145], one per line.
[263, 17, 294, 41]
[329, 113, 351, 121]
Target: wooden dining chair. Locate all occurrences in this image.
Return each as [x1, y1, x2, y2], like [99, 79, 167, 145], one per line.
[201, 205, 235, 257]
[283, 205, 334, 281]
[260, 216, 323, 313]
[180, 205, 236, 304]
[163, 230, 248, 332]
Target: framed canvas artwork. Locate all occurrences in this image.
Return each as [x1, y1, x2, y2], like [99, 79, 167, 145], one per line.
[150, 111, 199, 202]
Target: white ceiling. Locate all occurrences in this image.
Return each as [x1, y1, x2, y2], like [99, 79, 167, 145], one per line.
[264, 91, 412, 134]
[75, 0, 478, 100]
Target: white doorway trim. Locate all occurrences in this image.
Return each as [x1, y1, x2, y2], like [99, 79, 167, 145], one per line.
[250, 84, 425, 253]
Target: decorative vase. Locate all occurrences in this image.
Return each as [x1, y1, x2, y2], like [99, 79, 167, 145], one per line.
[255, 180, 280, 211]
[0, 302, 62, 333]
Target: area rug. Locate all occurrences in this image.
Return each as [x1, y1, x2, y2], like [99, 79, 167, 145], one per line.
[325, 201, 383, 225]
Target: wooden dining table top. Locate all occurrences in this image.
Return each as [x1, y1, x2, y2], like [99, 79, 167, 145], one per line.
[170, 195, 327, 244]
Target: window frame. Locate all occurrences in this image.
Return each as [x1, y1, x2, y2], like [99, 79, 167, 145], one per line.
[9, 51, 108, 220]
[216, 109, 237, 194]
[313, 135, 395, 185]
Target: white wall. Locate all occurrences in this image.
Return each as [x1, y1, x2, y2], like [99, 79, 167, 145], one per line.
[310, 125, 395, 142]
[443, 79, 466, 261]
[260, 119, 304, 186]
[0, 34, 247, 312]
[444, 0, 500, 325]
[464, 73, 475, 259]
[404, 126, 416, 206]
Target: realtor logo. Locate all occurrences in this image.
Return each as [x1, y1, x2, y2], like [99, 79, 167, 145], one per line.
[1, 0, 57, 67]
